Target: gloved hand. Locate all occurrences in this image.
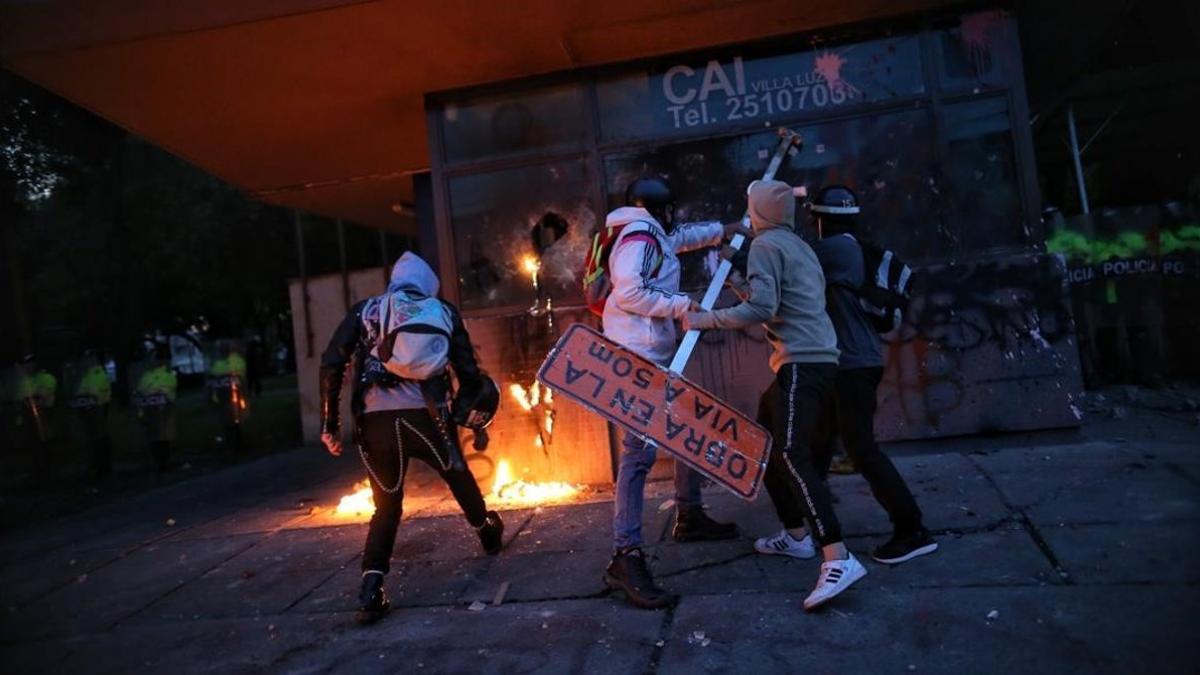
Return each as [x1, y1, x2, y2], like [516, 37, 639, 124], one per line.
[472, 428, 490, 451]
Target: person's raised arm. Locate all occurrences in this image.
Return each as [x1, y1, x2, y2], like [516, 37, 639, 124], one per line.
[609, 236, 694, 319]
[668, 221, 723, 254]
[684, 241, 783, 330]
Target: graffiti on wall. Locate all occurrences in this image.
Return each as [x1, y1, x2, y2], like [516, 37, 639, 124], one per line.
[671, 253, 1082, 441]
[878, 254, 1080, 438]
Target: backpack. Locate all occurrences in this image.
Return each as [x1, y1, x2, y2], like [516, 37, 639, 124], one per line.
[582, 221, 664, 316]
[366, 291, 454, 380]
[854, 240, 913, 334]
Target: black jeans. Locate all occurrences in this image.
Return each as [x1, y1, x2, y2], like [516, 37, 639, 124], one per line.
[359, 409, 488, 573]
[759, 362, 844, 547]
[768, 367, 924, 535]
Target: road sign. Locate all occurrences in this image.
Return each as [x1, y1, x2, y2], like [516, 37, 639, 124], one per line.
[537, 324, 770, 500]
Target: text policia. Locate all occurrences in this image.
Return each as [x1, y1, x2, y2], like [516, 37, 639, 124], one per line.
[662, 57, 856, 130]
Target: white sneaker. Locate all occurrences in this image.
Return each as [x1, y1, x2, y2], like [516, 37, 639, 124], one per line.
[754, 529, 815, 559]
[803, 553, 867, 611]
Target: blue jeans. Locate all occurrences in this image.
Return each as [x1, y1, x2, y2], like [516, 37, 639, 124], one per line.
[612, 430, 704, 550]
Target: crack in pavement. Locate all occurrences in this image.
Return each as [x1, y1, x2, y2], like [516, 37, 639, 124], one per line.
[644, 601, 677, 675]
[965, 454, 1073, 585]
[656, 551, 756, 579]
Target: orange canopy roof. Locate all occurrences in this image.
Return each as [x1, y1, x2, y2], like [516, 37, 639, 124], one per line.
[1, 0, 953, 231]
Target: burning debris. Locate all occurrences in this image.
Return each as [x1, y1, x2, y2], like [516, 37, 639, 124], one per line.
[336, 479, 375, 516]
[333, 458, 583, 517]
[489, 459, 580, 505]
[509, 380, 555, 449]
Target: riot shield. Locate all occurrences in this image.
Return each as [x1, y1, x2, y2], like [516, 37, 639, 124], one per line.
[1, 363, 55, 443]
[205, 340, 249, 453]
[129, 359, 178, 443]
[63, 357, 112, 443]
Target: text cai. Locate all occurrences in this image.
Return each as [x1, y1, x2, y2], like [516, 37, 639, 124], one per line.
[659, 56, 858, 130]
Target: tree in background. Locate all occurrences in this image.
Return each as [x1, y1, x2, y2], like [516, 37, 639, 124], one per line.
[1, 70, 297, 369]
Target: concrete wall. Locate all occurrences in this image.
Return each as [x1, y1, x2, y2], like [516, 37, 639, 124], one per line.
[288, 268, 386, 445]
[679, 253, 1084, 442]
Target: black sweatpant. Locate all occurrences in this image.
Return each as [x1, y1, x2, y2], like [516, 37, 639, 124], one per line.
[759, 362, 844, 547]
[767, 366, 924, 536]
[359, 409, 488, 574]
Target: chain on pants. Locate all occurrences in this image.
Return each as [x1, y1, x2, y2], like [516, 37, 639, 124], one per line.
[358, 409, 488, 574]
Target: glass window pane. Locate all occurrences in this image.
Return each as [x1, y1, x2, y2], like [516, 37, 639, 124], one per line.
[603, 129, 796, 291]
[936, 10, 1021, 93]
[941, 97, 1025, 251]
[603, 109, 943, 269]
[441, 85, 589, 164]
[597, 35, 925, 143]
[449, 160, 596, 311]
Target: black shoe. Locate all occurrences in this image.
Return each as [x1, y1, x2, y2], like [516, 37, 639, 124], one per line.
[356, 571, 390, 625]
[871, 528, 939, 565]
[603, 548, 677, 609]
[672, 506, 740, 542]
[477, 510, 504, 555]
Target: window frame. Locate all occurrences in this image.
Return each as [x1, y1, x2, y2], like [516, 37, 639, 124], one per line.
[426, 9, 1042, 315]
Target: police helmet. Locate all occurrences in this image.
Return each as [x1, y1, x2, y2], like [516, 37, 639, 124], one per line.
[810, 185, 861, 215]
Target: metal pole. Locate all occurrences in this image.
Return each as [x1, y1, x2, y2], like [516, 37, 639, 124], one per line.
[293, 211, 314, 358]
[336, 219, 350, 312]
[1067, 104, 1090, 215]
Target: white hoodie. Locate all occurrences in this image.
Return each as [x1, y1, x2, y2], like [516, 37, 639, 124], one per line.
[362, 252, 443, 412]
[601, 206, 724, 363]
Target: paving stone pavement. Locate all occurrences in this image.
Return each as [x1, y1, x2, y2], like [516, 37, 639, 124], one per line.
[1, 438, 1198, 674]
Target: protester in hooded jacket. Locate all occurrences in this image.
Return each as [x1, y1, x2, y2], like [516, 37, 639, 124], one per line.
[319, 252, 504, 625]
[599, 176, 743, 611]
[684, 179, 867, 612]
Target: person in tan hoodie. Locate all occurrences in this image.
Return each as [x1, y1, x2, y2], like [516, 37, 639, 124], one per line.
[684, 179, 867, 611]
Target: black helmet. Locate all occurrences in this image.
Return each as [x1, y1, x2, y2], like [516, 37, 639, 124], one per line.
[625, 175, 676, 230]
[452, 375, 500, 432]
[811, 185, 860, 216]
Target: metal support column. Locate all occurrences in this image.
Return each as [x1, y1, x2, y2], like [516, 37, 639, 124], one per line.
[294, 211, 314, 358]
[1067, 104, 1090, 215]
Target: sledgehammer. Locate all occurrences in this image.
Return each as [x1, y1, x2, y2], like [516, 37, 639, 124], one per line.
[668, 127, 803, 375]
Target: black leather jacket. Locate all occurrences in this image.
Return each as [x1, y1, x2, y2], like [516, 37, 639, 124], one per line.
[318, 298, 484, 436]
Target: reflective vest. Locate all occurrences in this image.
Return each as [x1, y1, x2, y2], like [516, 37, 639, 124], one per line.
[17, 371, 57, 407]
[136, 366, 178, 403]
[76, 366, 112, 405]
[209, 353, 247, 379]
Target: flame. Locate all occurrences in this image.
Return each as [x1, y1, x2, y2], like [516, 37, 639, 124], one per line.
[521, 255, 540, 276]
[509, 381, 546, 411]
[490, 459, 580, 505]
[510, 381, 555, 448]
[335, 479, 374, 516]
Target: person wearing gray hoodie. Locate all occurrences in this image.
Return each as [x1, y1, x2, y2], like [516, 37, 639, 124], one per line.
[319, 252, 504, 625]
[684, 179, 867, 611]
